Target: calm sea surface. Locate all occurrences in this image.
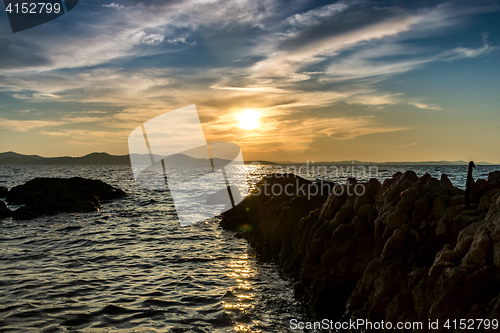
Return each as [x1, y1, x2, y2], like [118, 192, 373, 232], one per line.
[0, 164, 498, 332]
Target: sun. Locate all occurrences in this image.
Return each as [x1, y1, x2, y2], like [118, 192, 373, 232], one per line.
[238, 110, 261, 130]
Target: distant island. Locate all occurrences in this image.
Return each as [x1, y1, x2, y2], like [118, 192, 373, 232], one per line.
[0, 152, 496, 166]
[0, 152, 278, 166]
[279, 160, 497, 166]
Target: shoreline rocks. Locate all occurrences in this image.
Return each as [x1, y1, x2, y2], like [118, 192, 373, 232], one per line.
[221, 171, 500, 332]
[4, 177, 126, 220]
[0, 186, 8, 198]
[0, 199, 11, 218]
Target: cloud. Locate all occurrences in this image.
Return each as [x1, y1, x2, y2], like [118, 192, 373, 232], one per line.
[252, 15, 420, 77]
[103, 2, 125, 9]
[285, 2, 349, 28]
[0, 114, 114, 133]
[0, 68, 170, 104]
[0, 0, 279, 73]
[396, 142, 418, 147]
[130, 31, 166, 46]
[0, 0, 498, 159]
[0, 119, 64, 131]
[11, 92, 60, 100]
[409, 102, 442, 110]
[314, 116, 408, 140]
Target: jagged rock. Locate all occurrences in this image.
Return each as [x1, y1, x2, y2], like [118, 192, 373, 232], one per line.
[396, 186, 420, 214]
[486, 192, 500, 221]
[431, 196, 445, 218]
[488, 171, 500, 185]
[221, 169, 500, 328]
[385, 210, 409, 236]
[440, 174, 454, 192]
[6, 177, 126, 220]
[450, 193, 465, 206]
[401, 170, 419, 183]
[381, 226, 411, 260]
[412, 193, 431, 222]
[462, 227, 491, 267]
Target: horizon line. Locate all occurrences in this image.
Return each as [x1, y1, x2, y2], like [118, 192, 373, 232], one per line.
[1, 151, 499, 165]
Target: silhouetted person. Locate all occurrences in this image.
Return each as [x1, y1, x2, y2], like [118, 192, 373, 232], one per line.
[465, 161, 475, 208]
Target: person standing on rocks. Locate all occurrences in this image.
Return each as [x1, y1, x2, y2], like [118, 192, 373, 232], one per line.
[465, 161, 475, 208]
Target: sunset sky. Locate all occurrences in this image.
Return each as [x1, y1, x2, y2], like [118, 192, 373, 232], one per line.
[0, 0, 499, 163]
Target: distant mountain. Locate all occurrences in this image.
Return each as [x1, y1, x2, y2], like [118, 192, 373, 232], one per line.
[0, 152, 131, 165]
[0, 151, 44, 161]
[0, 152, 238, 166]
[245, 160, 278, 165]
[276, 160, 497, 166]
[163, 153, 232, 167]
[0, 152, 496, 166]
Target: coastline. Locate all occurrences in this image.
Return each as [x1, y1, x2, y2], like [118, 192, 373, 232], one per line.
[221, 170, 500, 330]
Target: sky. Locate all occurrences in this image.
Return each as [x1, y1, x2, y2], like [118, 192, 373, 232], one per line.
[0, 0, 499, 163]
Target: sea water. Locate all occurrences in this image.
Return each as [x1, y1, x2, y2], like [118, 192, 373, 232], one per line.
[0, 164, 497, 332]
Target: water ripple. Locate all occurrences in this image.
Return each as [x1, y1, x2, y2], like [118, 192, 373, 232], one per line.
[0, 165, 308, 332]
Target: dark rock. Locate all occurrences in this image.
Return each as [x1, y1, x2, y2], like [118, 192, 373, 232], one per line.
[385, 210, 409, 236]
[440, 174, 454, 192]
[0, 200, 11, 218]
[221, 169, 500, 326]
[412, 193, 430, 222]
[396, 186, 420, 214]
[488, 171, 500, 185]
[450, 193, 465, 206]
[6, 177, 125, 220]
[430, 196, 445, 218]
[0, 186, 8, 198]
[465, 161, 476, 208]
[400, 170, 419, 183]
[381, 227, 411, 260]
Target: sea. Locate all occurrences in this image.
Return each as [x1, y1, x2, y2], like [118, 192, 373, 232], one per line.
[0, 164, 498, 332]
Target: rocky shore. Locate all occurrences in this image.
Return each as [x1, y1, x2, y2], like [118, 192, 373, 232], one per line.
[0, 177, 126, 220]
[221, 171, 500, 332]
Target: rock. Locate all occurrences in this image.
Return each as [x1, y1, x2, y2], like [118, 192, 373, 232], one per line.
[436, 218, 447, 236]
[401, 170, 419, 183]
[431, 196, 445, 218]
[385, 210, 409, 235]
[396, 186, 420, 214]
[440, 174, 454, 192]
[454, 236, 474, 258]
[476, 179, 491, 193]
[354, 184, 371, 213]
[331, 223, 354, 244]
[6, 177, 126, 220]
[0, 200, 11, 218]
[381, 227, 411, 260]
[488, 171, 500, 185]
[450, 194, 465, 206]
[462, 228, 491, 267]
[220, 169, 500, 325]
[0, 186, 8, 198]
[412, 194, 430, 222]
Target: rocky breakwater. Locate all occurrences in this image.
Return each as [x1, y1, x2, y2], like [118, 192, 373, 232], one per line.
[221, 170, 500, 332]
[2, 177, 126, 220]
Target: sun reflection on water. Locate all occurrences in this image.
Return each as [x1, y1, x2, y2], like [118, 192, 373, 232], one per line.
[223, 253, 263, 332]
